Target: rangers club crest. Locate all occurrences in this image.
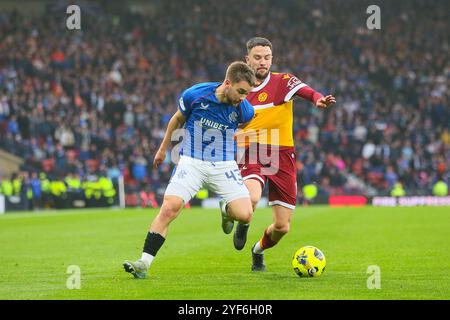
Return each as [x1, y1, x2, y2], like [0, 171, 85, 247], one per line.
[229, 111, 238, 123]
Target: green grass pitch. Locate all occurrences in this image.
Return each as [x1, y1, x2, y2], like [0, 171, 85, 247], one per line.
[0, 206, 449, 300]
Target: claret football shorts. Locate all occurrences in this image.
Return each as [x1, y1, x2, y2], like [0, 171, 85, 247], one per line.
[238, 144, 297, 210]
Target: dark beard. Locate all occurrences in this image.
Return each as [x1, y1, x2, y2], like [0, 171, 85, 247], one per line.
[256, 70, 269, 80]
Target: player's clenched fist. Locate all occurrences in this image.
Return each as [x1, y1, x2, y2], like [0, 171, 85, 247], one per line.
[153, 148, 166, 168]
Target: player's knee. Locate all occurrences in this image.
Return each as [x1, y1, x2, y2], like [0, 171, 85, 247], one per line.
[273, 222, 290, 235]
[158, 208, 177, 222]
[239, 209, 253, 224]
[231, 203, 253, 224]
[159, 199, 183, 221]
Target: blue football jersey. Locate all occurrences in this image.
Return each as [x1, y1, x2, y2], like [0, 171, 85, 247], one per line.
[177, 82, 254, 162]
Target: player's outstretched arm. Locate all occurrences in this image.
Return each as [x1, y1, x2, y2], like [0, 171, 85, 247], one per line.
[294, 84, 336, 109]
[153, 110, 186, 168]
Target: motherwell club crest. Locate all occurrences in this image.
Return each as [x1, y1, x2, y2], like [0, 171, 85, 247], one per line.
[258, 92, 268, 102]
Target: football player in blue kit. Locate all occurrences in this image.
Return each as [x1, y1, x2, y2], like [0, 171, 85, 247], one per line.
[124, 61, 256, 278]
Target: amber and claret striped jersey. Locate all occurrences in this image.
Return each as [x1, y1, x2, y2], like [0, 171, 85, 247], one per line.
[236, 72, 320, 147]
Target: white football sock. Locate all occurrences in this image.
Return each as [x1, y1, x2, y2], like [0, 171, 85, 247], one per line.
[141, 252, 154, 268]
[253, 241, 264, 254]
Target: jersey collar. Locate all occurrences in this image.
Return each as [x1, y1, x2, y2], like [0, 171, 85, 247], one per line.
[211, 82, 223, 104]
[251, 72, 271, 92]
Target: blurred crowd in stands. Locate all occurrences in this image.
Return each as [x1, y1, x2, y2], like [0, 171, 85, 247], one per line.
[0, 0, 448, 202]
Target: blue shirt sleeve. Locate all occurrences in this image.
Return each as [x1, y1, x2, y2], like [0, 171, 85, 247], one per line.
[178, 87, 195, 117]
[238, 99, 255, 124]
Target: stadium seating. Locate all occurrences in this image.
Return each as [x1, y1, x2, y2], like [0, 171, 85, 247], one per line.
[0, 0, 448, 200]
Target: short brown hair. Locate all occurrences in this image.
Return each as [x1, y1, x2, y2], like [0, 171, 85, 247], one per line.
[225, 61, 256, 86]
[246, 37, 273, 53]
